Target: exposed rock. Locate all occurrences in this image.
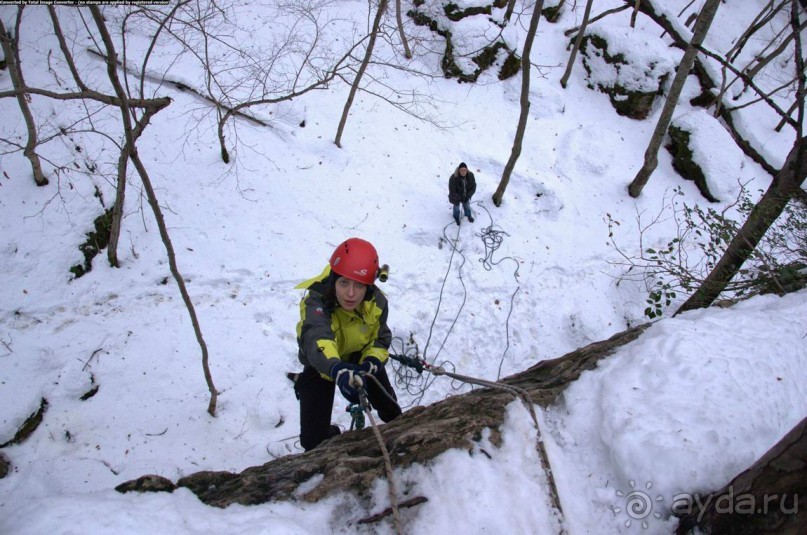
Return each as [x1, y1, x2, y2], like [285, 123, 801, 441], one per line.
[0, 452, 11, 479]
[408, 2, 519, 82]
[542, 0, 565, 23]
[579, 27, 676, 120]
[70, 208, 113, 278]
[0, 397, 48, 448]
[666, 125, 720, 202]
[118, 325, 650, 507]
[115, 474, 176, 494]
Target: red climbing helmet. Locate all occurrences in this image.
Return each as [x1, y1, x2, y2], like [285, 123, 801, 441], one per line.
[329, 238, 379, 285]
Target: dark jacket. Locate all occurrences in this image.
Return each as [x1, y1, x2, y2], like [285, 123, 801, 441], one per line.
[295, 267, 391, 378]
[448, 168, 477, 205]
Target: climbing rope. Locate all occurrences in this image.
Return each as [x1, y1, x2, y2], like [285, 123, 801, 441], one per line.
[473, 202, 522, 380]
[393, 355, 566, 533]
[396, 201, 523, 402]
[396, 220, 467, 407]
[352, 374, 403, 535]
[421, 221, 467, 365]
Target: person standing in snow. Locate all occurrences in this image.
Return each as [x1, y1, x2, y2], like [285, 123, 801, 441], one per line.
[448, 162, 476, 226]
[292, 237, 401, 451]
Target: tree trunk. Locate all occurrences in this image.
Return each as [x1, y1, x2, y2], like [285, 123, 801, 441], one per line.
[504, 0, 517, 23]
[117, 325, 649, 507]
[560, 0, 594, 89]
[630, 0, 641, 27]
[88, 6, 218, 417]
[108, 147, 128, 268]
[677, 0, 805, 313]
[627, 0, 721, 198]
[727, 0, 784, 63]
[675, 136, 807, 314]
[675, 416, 807, 535]
[0, 10, 48, 187]
[335, 0, 388, 148]
[493, 1, 545, 207]
[395, 0, 411, 59]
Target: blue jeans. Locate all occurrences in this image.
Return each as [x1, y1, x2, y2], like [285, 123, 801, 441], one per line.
[453, 201, 472, 221]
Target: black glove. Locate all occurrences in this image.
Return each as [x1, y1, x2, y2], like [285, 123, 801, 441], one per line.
[330, 361, 361, 404]
[358, 356, 382, 375]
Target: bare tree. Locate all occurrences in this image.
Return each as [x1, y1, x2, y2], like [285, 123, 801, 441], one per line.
[630, 0, 642, 27]
[0, 5, 220, 415]
[739, 17, 807, 93]
[492, 0, 546, 207]
[559, 0, 594, 89]
[504, 0, 517, 24]
[628, 0, 722, 198]
[675, 136, 807, 313]
[394, 0, 411, 59]
[677, 0, 806, 314]
[335, 0, 388, 148]
[563, 5, 630, 38]
[727, 0, 787, 63]
[0, 9, 47, 186]
[88, 5, 219, 415]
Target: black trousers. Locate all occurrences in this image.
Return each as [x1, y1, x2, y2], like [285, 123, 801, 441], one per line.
[295, 364, 402, 451]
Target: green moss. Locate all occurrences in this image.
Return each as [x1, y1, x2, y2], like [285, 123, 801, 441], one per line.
[498, 51, 521, 80]
[542, 5, 562, 23]
[690, 90, 717, 108]
[444, 3, 492, 21]
[580, 34, 661, 120]
[70, 208, 114, 278]
[608, 89, 657, 120]
[667, 125, 719, 202]
[409, 4, 520, 82]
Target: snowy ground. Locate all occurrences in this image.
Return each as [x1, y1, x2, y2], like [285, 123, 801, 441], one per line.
[1, 1, 804, 534]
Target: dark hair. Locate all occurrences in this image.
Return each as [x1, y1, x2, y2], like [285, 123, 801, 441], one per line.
[320, 271, 339, 311]
[458, 162, 468, 169]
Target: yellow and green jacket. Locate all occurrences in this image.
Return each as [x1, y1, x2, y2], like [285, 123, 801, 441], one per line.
[295, 266, 391, 379]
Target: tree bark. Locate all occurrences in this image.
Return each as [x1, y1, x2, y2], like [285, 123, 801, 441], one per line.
[560, 0, 594, 89]
[675, 416, 807, 535]
[395, 0, 411, 59]
[627, 0, 721, 198]
[493, 0, 546, 207]
[630, 0, 642, 27]
[504, 0, 517, 23]
[335, 0, 388, 148]
[0, 10, 48, 187]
